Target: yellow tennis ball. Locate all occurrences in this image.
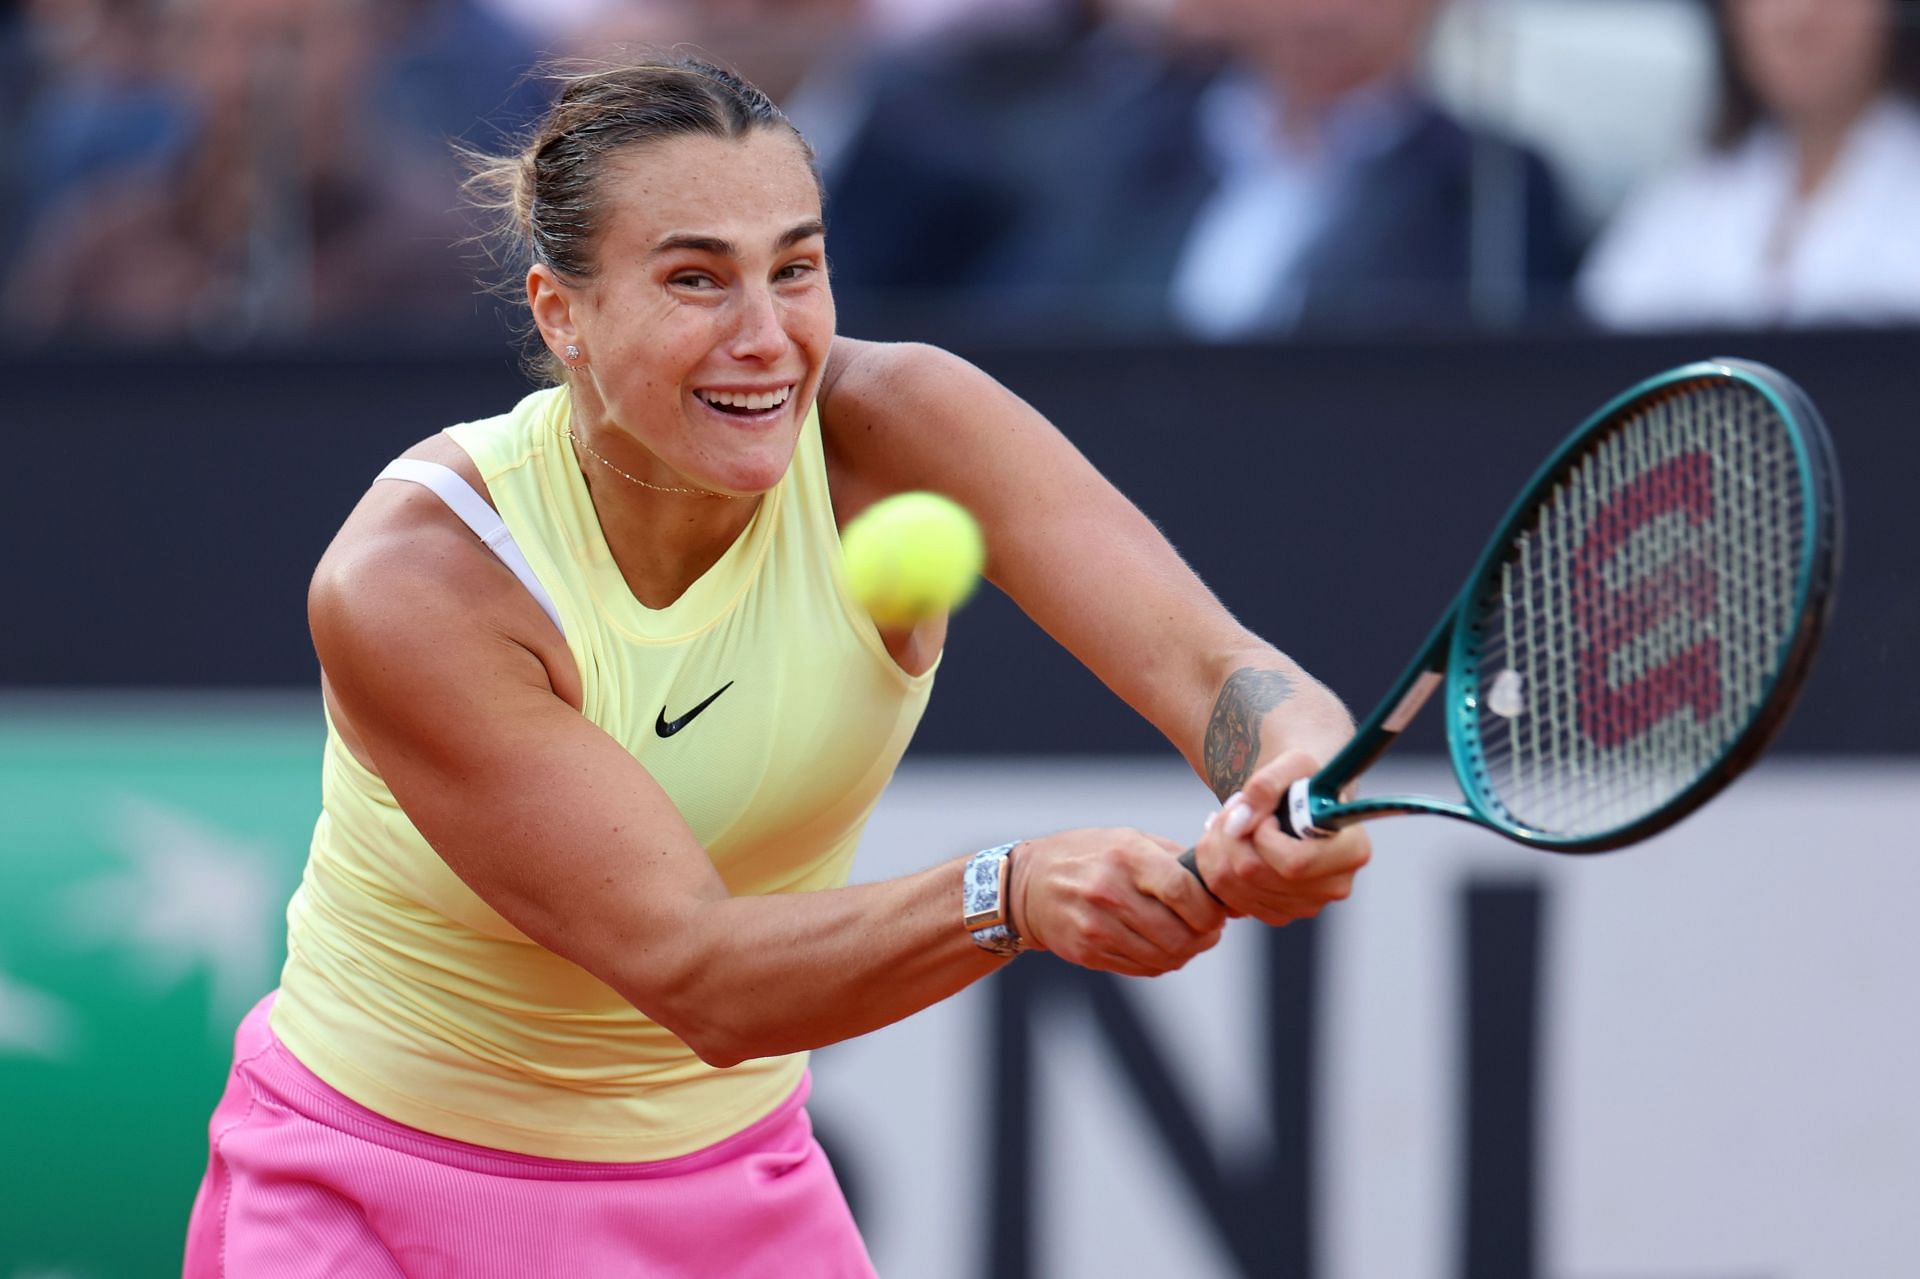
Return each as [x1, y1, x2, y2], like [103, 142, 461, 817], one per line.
[841, 491, 985, 626]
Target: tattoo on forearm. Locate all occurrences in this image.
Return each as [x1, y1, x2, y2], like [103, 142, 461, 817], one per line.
[1203, 667, 1297, 799]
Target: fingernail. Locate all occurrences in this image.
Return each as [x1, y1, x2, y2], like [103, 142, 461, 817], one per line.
[1223, 800, 1254, 839]
[1224, 790, 1244, 808]
[1203, 811, 1218, 832]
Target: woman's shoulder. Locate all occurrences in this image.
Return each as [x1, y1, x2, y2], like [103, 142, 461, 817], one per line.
[310, 418, 570, 688]
[442, 384, 569, 480]
[313, 437, 501, 622]
[817, 337, 983, 492]
[820, 336, 1009, 440]
[820, 336, 959, 414]
[394, 431, 492, 497]
[327, 380, 563, 569]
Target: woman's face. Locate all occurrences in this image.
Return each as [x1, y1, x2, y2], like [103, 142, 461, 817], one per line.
[1726, 0, 1892, 128]
[544, 128, 834, 497]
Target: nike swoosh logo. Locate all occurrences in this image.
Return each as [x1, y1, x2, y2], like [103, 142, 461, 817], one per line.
[655, 681, 734, 738]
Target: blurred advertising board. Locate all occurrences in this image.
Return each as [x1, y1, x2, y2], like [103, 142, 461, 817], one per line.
[2, 697, 1916, 1277]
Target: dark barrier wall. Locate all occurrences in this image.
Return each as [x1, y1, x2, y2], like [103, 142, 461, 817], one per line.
[4, 329, 1913, 752]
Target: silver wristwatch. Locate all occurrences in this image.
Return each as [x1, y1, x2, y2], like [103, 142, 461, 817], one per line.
[963, 842, 1029, 957]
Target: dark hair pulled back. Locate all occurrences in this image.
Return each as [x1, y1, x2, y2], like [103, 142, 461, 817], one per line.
[1704, 0, 1920, 149]
[464, 54, 818, 382]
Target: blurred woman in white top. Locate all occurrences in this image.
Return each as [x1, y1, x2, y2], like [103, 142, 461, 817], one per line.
[1579, 0, 1920, 330]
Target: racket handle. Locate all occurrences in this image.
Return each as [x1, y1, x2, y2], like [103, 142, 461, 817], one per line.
[1180, 778, 1332, 900]
[1176, 848, 1226, 905]
[1280, 776, 1317, 839]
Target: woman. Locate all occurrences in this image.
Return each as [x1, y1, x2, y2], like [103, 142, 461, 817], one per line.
[1580, 0, 1920, 329]
[180, 57, 1370, 1277]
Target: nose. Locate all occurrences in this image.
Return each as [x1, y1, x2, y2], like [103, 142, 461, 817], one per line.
[727, 284, 789, 363]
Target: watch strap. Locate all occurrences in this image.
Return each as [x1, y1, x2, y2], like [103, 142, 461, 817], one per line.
[964, 842, 1027, 957]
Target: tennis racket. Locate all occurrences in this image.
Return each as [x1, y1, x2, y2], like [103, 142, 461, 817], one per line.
[1180, 357, 1841, 863]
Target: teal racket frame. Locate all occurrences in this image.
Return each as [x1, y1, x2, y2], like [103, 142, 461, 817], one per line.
[1283, 359, 1843, 853]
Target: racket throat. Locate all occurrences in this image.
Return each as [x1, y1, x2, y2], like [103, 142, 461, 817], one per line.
[1384, 670, 1443, 732]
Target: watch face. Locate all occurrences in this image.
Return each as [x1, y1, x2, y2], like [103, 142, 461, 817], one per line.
[965, 845, 1019, 948]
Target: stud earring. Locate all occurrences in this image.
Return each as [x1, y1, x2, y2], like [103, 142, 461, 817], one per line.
[564, 343, 582, 366]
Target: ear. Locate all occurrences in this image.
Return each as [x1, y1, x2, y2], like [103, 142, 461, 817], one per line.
[528, 264, 580, 360]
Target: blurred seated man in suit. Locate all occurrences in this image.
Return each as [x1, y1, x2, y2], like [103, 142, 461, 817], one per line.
[557, 0, 1033, 335]
[713, 0, 1168, 336]
[999, 0, 1581, 338]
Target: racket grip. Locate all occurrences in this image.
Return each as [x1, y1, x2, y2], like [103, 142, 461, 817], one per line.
[1176, 848, 1226, 905]
[1279, 776, 1319, 839]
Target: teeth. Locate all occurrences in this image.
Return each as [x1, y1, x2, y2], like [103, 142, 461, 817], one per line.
[699, 385, 792, 412]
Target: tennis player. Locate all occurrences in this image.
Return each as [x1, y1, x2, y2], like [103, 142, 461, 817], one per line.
[180, 56, 1370, 1278]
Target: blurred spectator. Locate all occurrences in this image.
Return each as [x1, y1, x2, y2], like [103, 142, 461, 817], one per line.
[971, 0, 1582, 338]
[568, 0, 877, 177]
[0, 0, 1604, 347]
[377, 0, 545, 147]
[1579, 0, 1920, 330]
[1, 1, 189, 268]
[3, 0, 496, 347]
[554, 0, 1119, 335]
[823, 0, 1136, 330]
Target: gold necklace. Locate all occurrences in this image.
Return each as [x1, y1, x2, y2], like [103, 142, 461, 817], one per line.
[565, 428, 738, 499]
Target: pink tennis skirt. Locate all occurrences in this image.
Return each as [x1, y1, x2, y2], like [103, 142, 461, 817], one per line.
[181, 993, 875, 1278]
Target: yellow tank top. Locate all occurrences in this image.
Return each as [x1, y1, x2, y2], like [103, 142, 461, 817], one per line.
[272, 386, 936, 1161]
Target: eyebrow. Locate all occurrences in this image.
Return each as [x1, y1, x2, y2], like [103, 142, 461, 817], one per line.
[648, 220, 826, 260]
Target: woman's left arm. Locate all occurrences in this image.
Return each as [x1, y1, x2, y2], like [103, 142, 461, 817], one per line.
[822, 339, 1370, 921]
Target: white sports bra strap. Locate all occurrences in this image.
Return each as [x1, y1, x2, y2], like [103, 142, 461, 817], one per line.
[376, 459, 566, 638]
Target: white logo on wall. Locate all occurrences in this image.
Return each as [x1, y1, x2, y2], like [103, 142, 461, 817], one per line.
[58, 794, 282, 1037]
[0, 961, 78, 1059]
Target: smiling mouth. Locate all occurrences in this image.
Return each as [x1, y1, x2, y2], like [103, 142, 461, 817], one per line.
[695, 385, 795, 416]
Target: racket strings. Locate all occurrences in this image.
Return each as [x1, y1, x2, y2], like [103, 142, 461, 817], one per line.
[1469, 382, 1806, 838]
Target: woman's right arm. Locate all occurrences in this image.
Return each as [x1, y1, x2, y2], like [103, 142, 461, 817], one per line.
[311, 485, 1226, 1070]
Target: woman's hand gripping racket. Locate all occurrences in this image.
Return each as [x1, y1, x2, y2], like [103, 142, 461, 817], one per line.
[1181, 357, 1840, 876]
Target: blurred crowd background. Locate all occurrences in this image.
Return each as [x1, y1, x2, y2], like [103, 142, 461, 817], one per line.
[3, 0, 1918, 353]
[5, 9, 1919, 1274]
